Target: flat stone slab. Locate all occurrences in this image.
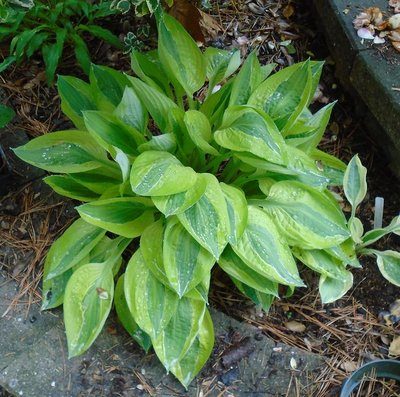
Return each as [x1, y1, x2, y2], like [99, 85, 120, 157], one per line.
[313, 0, 400, 177]
[0, 273, 324, 396]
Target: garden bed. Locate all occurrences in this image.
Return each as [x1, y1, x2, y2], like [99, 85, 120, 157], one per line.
[1, 0, 400, 396]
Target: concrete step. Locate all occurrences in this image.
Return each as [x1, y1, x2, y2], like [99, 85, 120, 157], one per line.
[313, 0, 400, 177]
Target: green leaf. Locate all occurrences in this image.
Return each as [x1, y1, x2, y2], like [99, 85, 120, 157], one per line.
[215, 106, 287, 165]
[220, 183, 248, 245]
[43, 218, 106, 281]
[204, 47, 240, 93]
[83, 111, 145, 156]
[41, 269, 72, 310]
[130, 49, 171, 94]
[115, 275, 152, 352]
[362, 216, 400, 246]
[163, 217, 215, 297]
[230, 276, 276, 312]
[219, 246, 279, 295]
[293, 248, 351, 280]
[373, 250, 400, 287]
[140, 219, 169, 284]
[138, 133, 176, 153]
[130, 151, 198, 196]
[77, 197, 154, 238]
[152, 295, 206, 371]
[167, 309, 214, 388]
[78, 24, 122, 49]
[13, 130, 110, 173]
[42, 28, 67, 84]
[248, 60, 312, 132]
[310, 148, 346, 186]
[261, 181, 350, 249]
[71, 32, 91, 74]
[69, 168, 121, 194]
[90, 64, 130, 110]
[229, 51, 266, 106]
[64, 262, 114, 357]
[349, 217, 364, 244]
[157, 12, 206, 96]
[319, 271, 353, 304]
[124, 249, 179, 339]
[113, 87, 148, 133]
[0, 104, 15, 128]
[0, 56, 17, 73]
[14, 28, 38, 60]
[44, 175, 100, 202]
[25, 31, 47, 58]
[128, 76, 180, 131]
[152, 175, 207, 217]
[184, 110, 219, 155]
[200, 80, 232, 128]
[177, 173, 229, 259]
[285, 102, 335, 151]
[343, 155, 367, 216]
[325, 240, 361, 268]
[232, 205, 304, 286]
[58, 76, 97, 130]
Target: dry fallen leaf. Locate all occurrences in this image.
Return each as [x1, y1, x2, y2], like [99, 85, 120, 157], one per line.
[283, 4, 295, 19]
[389, 336, 400, 355]
[392, 40, 400, 52]
[285, 320, 306, 333]
[198, 10, 222, 40]
[341, 360, 358, 373]
[167, 0, 204, 43]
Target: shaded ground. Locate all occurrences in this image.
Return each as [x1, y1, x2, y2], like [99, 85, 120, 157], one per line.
[1, 0, 400, 396]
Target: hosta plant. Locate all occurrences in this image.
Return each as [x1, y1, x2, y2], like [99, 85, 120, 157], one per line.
[0, 0, 121, 84]
[14, 12, 400, 388]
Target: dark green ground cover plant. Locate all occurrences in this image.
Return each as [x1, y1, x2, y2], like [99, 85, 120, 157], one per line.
[14, 12, 400, 388]
[0, 0, 122, 84]
[0, 103, 15, 128]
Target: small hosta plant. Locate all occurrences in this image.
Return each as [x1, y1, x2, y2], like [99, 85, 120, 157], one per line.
[14, 12, 400, 388]
[0, 0, 122, 84]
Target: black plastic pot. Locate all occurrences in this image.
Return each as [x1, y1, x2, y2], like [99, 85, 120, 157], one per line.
[340, 359, 400, 396]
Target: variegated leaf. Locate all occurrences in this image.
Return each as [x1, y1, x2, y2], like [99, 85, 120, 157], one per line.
[261, 180, 349, 249]
[220, 183, 248, 245]
[64, 263, 114, 357]
[130, 151, 198, 196]
[177, 173, 229, 259]
[115, 275, 152, 352]
[124, 250, 179, 339]
[167, 309, 214, 388]
[218, 246, 279, 295]
[232, 205, 304, 286]
[163, 217, 215, 297]
[77, 197, 154, 238]
[152, 296, 206, 370]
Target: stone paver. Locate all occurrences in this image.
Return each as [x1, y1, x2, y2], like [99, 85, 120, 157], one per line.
[0, 274, 324, 396]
